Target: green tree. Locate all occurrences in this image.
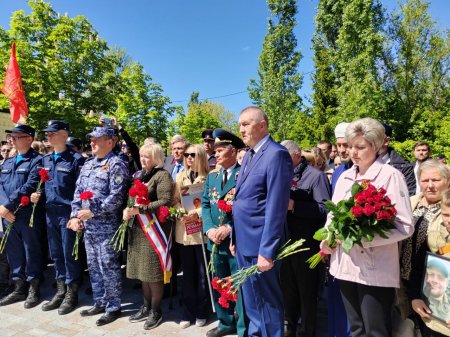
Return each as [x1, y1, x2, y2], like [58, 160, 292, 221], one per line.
[334, 0, 386, 120]
[0, 0, 176, 143]
[310, 0, 346, 141]
[179, 98, 237, 144]
[381, 0, 450, 142]
[248, 0, 303, 141]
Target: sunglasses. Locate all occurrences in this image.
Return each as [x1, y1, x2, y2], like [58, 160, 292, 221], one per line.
[183, 152, 196, 158]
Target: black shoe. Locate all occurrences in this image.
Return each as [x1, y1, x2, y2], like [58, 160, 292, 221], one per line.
[0, 283, 13, 299]
[80, 306, 105, 317]
[129, 305, 150, 322]
[24, 279, 40, 309]
[96, 310, 121, 326]
[0, 280, 27, 306]
[58, 283, 78, 315]
[206, 327, 237, 337]
[42, 280, 66, 311]
[143, 309, 162, 330]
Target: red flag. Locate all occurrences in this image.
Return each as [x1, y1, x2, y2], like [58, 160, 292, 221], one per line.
[1, 43, 28, 123]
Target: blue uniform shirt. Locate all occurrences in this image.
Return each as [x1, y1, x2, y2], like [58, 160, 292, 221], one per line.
[41, 149, 85, 208]
[71, 151, 128, 234]
[0, 148, 42, 211]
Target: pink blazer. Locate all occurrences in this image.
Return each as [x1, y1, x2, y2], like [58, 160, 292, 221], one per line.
[329, 157, 414, 288]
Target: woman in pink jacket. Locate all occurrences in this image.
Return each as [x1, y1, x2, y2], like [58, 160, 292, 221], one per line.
[321, 118, 414, 337]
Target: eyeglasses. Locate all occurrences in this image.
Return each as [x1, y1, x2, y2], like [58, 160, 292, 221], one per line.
[9, 135, 31, 140]
[184, 153, 196, 158]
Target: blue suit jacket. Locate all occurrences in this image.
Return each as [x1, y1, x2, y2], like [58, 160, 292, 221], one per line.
[233, 137, 293, 259]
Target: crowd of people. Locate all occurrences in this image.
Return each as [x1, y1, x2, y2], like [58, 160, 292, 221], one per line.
[0, 106, 449, 337]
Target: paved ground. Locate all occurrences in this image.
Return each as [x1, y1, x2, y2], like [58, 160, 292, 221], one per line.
[0, 267, 227, 337]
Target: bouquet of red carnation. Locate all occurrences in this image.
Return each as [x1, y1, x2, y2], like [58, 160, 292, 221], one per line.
[111, 180, 149, 251]
[0, 196, 30, 253]
[307, 180, 397, 268]
[29, 169, 50, 228]
[156, 206, 188, 223]
[208, 197, 234, 275]
[72, 190, 94, 260]
[212, 239, 307, 308]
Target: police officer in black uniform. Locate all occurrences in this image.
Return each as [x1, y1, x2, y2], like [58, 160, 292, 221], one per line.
[31, 120, 85, 314]
[0, 125, 44, 308]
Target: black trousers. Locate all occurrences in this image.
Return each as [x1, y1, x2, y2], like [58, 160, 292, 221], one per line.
[281, 252, 319, 337]
[179, 244, 210, 322]
[339, 279, 395, 337]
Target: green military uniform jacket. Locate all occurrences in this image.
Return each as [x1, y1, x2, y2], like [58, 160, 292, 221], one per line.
[201, 164, 240, 254]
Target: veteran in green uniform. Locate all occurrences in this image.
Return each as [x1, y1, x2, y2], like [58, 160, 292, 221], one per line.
[202, 129, 247, 337]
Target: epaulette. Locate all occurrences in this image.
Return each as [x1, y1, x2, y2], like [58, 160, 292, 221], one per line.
[208, 167, 220, 175]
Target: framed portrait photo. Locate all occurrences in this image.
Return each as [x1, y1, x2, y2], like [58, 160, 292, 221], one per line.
[421, 252, 450, 323]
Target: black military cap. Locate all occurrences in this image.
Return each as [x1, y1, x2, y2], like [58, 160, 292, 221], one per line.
[42, 120, 70, 132]
[212, 128, 245, 149]
[202, 129, 214, 141]
[381, 122, 392, 137]
[5, 124, 35, 137]
[66, 137, 83, 150]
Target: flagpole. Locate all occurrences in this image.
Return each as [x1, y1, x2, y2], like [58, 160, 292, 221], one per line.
[199, 231, 216, 313]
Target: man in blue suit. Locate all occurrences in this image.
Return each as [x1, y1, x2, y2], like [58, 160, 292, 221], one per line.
[232, 106, 293, 337]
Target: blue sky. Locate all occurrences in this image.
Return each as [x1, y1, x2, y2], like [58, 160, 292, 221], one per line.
[0, 1, 449, 116]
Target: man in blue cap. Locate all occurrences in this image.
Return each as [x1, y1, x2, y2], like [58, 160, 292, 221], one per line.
[31, 120, 85, 314]
[67, 126, 128, 326]
[0, 124, 44, 308]
[202, 128, 247, 337]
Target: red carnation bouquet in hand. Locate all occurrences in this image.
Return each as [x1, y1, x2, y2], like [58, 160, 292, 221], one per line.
[29, 169, 50, 228]
[212, 239, 307, 308]
[111, 180, 149, 251]
[72, 190, 94, 260]
[0, 196, 30, 253]
[307, 180, 397, 268]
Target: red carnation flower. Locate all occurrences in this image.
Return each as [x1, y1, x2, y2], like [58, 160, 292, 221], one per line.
[80, 191, 94, 201]
[21, 196, 30, 207]
[157, 206, 170, 223]
[129, 187, 138, 198]
[136, 196, 150, 206]
[218, 295, 230, 308]
[218, 200, 233, 213]
[38, 168, 50, 182]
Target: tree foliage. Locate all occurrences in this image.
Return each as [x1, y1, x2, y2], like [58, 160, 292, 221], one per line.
[179, 97, 238, 144]
[0, 0, 175, 145]
[248, 0, 303, 142]
[310, 0, 449, 160]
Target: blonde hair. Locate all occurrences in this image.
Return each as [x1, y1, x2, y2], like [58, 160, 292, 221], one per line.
[418, 159, 450, 182]
[302, 150, 316, 167]
[345, 118, 385, 153]
[184, 144, 209, 178]
[139, 143, 164, 168]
